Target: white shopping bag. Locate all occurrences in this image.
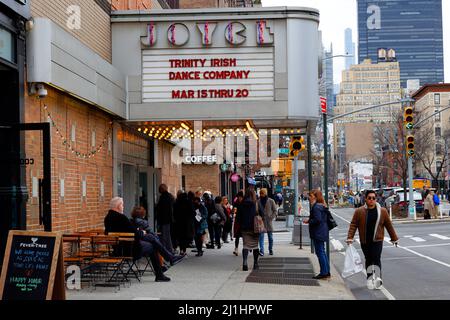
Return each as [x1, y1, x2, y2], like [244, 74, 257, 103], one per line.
[341, 245, 364, 278]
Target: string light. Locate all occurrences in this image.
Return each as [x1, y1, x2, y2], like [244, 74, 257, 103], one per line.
[43, 104, 112, 159]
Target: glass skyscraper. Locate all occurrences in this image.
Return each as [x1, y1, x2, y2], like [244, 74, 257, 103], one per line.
[358, 0, 444, 87]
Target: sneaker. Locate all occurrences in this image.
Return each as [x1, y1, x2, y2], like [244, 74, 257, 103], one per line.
[155, 275, 171, 282]
[269, 250, 273, 256]
[259, 251, 264, 257]
[243, 265, 248, 271]
[233, 249, 238, 256]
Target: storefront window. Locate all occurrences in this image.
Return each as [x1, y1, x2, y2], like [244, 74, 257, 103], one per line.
[0, 27, 15, 64]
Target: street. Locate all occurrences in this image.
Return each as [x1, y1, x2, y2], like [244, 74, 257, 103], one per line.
[329, 207, 450, 300]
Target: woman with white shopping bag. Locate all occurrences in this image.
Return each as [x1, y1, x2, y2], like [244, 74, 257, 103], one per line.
[346, 189, 399, 289]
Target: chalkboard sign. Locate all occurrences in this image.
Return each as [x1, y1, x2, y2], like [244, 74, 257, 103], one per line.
[0, 231, 65, 300]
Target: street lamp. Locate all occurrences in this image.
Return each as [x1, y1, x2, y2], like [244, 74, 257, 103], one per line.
[319, 53, 353, 267]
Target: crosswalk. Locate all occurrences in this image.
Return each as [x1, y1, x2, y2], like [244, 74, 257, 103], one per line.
[330, 233, 450, 251]
[270, 231, 293, 244]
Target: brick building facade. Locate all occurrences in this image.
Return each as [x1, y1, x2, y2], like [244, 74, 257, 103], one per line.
[25, 87, 114, 232]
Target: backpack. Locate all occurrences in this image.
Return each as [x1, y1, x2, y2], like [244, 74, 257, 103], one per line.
[433, 194, 440, 205]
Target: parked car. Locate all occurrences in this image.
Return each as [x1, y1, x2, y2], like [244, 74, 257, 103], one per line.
[393, 191, 424, 213]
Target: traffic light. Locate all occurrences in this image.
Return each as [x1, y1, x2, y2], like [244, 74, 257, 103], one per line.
[289, 136, 305, 157]
[404, 105, 414, 130]
[406, 135, 415, 157]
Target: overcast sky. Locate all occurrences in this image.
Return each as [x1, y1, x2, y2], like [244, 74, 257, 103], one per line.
[262, 0, 450, 86]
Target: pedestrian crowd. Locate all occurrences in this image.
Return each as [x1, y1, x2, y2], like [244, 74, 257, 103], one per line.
[103, 184, 281, 282]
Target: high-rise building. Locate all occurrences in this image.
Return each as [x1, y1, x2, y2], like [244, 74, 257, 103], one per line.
[333, 57, 402, 178]
[344, 28, 356, 70]
[322, 45, 335, 111]
[357, 0, 444, 87]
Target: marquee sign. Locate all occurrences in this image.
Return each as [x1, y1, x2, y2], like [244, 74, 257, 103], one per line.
[141, 21, 275, 103]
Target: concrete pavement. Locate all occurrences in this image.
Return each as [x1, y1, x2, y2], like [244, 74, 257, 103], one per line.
[66, 223, 354, 300]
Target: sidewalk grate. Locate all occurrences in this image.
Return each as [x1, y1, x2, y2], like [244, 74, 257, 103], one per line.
[258, 264, 312, 269]
[245, 257, 318, 286]
[246, 276, 319, 286]
[250, 272, 315, 279]
[260, 257, 311, 263]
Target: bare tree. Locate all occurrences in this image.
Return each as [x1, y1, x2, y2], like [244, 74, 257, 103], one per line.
[372, 109, 409, 208]
[415, 125, 450, 193]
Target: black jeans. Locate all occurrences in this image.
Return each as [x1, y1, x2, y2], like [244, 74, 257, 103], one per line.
[140, 241, 163, 277]
[194, 234, 204, 253]
[361, 241, 383, 279]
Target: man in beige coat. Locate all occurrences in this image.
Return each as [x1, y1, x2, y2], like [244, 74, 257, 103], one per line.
[258, 188, 278, 256]
[424, 190, 434, 220]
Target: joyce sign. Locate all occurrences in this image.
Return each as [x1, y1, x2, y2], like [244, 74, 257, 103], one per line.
[141, 21, 274, 103]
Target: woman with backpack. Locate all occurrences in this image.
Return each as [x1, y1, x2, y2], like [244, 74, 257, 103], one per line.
[304, 189, 330, 280]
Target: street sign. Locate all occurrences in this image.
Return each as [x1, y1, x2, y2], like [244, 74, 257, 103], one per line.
[320, 96, 327, 114]
[278, 148, 289, 154]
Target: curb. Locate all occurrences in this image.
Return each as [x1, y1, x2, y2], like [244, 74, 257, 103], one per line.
[392, 217, 450, 224]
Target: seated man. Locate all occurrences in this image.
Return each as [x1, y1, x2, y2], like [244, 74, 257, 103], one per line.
[105, 197, 178, 282]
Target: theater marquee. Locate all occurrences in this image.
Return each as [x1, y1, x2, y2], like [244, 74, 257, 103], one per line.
[140, 21, 275, 103]
[111, 7, 321, 123]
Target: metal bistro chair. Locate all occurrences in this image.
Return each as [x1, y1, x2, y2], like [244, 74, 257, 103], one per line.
[89, 234, 127, 290]
[107, 232, 142, 284]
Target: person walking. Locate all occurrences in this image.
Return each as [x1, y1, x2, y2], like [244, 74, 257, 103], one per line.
[235, 189, 261, 271]
[257, 188, 277, 256]
[156, 184, 175, 254]
[424, 189, 434, 220]
[304, 189, 330, 280]
[346, 189, 399, 288]
[173, 191, 195, 255]
[192, 196, 208, 257]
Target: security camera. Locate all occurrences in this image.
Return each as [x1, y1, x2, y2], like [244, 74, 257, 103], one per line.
[36, 84, 48, 98]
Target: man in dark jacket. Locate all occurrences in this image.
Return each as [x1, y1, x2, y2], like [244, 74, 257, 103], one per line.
[105, 197, 171, 282]
[156, 184, 175, 253]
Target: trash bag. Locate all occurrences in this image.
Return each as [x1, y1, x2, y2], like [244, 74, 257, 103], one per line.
[342, 245, 364, 278]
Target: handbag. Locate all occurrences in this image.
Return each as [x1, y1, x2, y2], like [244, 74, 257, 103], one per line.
[210, 213, 220, 224]
[254, 215, 266, 233]
[325, 207, 338, 230]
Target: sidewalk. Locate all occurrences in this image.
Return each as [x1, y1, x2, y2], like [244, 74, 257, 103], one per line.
[66, 232, 354, 300]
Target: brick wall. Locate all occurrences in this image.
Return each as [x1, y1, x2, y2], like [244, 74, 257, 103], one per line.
[179, 0, 224, 8]
[30, 0, 112, 62]
[182, 164, 220, 195]
[158, 142, 182, 195]
[111, 0, 163, 10]
[25, 86, 114, 233]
